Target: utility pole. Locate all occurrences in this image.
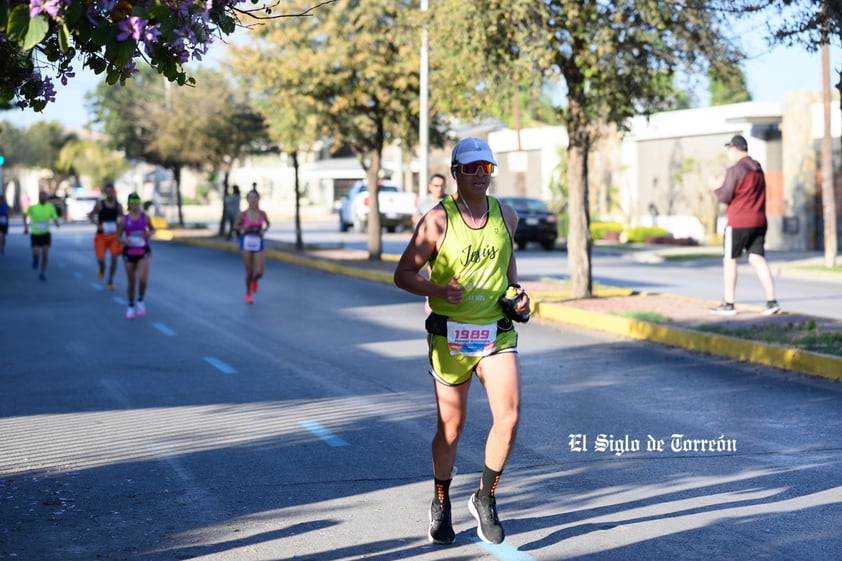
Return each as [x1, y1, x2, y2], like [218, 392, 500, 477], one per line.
[418, 0, 429, 197]
[821, 1, 837, 267]
[513, 93, 525, 196]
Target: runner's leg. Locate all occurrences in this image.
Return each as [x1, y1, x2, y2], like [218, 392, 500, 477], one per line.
[431, 379, 471, 481]
[475, 352, 521, 472]
[136, 255, 150, 299]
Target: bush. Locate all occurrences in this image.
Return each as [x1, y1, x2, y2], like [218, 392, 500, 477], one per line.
[645, 236, 699, 246]
[591, 221, 624, 241]
[625, 226, 668, 243]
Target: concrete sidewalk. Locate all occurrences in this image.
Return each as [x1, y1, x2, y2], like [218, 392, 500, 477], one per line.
[162, 229, 842, 384]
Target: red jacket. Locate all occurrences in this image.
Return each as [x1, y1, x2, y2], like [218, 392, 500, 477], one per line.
[714, 155, 767, 228]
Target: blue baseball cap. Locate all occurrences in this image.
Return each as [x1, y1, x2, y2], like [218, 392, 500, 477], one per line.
[451, 137, 497, 166]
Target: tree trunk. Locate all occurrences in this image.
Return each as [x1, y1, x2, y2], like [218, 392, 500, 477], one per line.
[366, 149, 383, 260]
[173, 164, 184, 227]
[293, 150, 303, 251]
[566, 119, 593, 299]
[218, 168, 231, 237]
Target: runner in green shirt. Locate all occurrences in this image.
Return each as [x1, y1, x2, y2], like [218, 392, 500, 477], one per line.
[23, 190, 61, 281]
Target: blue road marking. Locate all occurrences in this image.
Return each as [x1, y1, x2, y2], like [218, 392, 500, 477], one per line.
[91, 283, 104, 291]
[113, 296, 127, 305]
[204, 356, 237, 375]
[471, 537, 537, 561]
[74, 272, 83, 279]
[153, 323, 176, 337]
[299, 421, 350, 447]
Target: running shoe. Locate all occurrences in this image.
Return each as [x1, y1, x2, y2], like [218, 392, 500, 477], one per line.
[97, 268, 104, 280]
[106, 283, 115, 290]
[428, 500, 455, 544]
[468, 492, 504, 545]
[763, 300, 781, 315]
[38, 273, 46, 282]
[136, 301, 146, 317]
[251, 279, 259, 293]
[126, 306, 136, 320]
[245, 293, 254, 304]
[709, 302, 736, 316]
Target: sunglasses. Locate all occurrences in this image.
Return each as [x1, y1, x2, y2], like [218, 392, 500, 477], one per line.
[459, 162, 495, 175]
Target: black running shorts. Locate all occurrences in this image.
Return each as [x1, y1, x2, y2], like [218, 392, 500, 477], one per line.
[723, 225, 766, 259]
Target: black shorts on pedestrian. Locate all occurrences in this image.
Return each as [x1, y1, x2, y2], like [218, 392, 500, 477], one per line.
[30, 233, 51, 247]
[723, 226, 766, 259]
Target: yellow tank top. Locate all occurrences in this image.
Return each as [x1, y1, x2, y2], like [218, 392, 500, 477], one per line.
[429, 196, 513, 324]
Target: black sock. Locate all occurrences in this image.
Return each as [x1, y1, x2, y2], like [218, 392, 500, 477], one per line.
[433, 478, 451, 505]
[129, 299, 135, 307]
[478, 465, 502, 498]
[138, 295, 144, 302]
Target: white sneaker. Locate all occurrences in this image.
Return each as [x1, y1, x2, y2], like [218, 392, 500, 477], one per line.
[126, 306, 136, 320]
[136, 301, 146, 316]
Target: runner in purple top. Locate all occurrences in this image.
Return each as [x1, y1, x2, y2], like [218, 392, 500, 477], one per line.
[117, 193, 155, 320]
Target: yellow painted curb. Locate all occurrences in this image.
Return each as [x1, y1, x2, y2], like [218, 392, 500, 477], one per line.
[535, 302, 842, 382]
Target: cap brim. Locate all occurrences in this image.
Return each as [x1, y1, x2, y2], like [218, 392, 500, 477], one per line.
[453, 151, 497, 165]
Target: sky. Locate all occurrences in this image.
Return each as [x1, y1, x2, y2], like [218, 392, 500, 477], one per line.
[2, 26, 839, 132]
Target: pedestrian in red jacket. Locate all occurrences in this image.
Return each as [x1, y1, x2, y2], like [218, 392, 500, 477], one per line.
[710, 134, 781, 316]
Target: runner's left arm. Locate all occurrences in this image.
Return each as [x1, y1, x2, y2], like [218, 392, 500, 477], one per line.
[261, 211, 270, 236]
[501, 203, 528, 314]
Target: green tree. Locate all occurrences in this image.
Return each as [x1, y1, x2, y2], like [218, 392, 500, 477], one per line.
[425, 3, 551, 124]
[709, 64, 752, 105]
[543, 0, 742, 298]
[230, 0, 427, 260]
[90, 65, 269, 226]
[0, 119, 77, 209]
[57, 138, 129, 189]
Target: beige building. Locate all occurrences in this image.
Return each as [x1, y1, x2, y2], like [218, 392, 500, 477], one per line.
[484, 95, 841, 251]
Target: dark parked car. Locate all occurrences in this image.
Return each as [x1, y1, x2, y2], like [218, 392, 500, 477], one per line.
[498, 196, 558, 250]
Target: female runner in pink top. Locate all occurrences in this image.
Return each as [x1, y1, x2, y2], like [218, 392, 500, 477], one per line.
[233, 189, 270, 304]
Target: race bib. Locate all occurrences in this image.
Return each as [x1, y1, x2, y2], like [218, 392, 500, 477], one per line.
[102, 221, 117, 234]
[243, 234, 262, 251]
[446, 321, 497, 357]
[35, 222, 47, 230]
[128, 232, 146, 247]
[0, 216, 7, 225]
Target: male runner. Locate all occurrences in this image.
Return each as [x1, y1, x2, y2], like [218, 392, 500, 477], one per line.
[394, 137, 529, 545]
[88, 183, 123, 289]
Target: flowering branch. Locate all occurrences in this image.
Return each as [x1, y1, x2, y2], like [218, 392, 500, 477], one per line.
[0, 0, 335, 112]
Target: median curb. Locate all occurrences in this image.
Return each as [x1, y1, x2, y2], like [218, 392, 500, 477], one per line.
[166, 232, 841, 384]
[535, 302, 842, 382]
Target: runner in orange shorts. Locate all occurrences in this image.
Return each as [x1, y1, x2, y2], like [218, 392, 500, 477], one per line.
[87, 183, 123, 289]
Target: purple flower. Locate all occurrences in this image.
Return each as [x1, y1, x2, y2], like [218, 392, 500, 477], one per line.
[123, 60, 138, 77]
[40, 77, 57, 103]
[29, 0, 62, 18]
[116, 16, 146, 42]
[143, 23, 160, 44]
[58, 65, 75, 86]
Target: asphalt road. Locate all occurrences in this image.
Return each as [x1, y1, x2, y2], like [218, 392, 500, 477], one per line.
[1, 225, 841, 561]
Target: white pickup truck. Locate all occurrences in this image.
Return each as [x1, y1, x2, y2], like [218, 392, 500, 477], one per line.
[339, 180, 418, 233]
